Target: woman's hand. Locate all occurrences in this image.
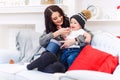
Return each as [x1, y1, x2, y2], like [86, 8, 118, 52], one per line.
[53, 28, 70, 38]
[84, 32, 91, 43]
[60, 38, 75, 48]
[58, 28, 70, 36]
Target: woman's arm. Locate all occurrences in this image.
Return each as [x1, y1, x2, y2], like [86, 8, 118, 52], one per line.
[84, 32, 92, 43]
[61, 30, 92, 48]
[40, 28, 70, 47]
[39, 31, 54, 47]
[84, 29, 93, 43]
[75, 29, 93, 45]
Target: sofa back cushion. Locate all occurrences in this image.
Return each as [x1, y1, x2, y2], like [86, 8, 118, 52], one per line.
[91, 31, 120, 56]
[91, 31, 120, 64]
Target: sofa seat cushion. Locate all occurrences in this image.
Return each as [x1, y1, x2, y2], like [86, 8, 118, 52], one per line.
[0, 64, 27, 80]
[68, 45, 118, 74]
[16, 70, 55, 80]
[64, 70, 117, 80]
[0, 71, 15, 80]
[0, 64, 27, 74]
[0, 64, 55, 80]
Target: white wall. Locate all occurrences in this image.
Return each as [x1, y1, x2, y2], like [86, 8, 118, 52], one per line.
[63, 0, 76, 17]
[85, 21, 120, 36]
[0, 25, 34, 49]
[0, 0, 41, 6]
[64, 0, 120, 19]
[65, 0, 120, 36]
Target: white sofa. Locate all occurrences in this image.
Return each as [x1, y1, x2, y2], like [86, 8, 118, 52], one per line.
[0, 31, 120, 80]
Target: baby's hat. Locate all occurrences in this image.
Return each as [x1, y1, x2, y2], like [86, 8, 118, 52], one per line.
[70, 10, 91, 29]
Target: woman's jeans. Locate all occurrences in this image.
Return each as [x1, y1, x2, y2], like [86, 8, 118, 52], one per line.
[61, 48, 81, 69]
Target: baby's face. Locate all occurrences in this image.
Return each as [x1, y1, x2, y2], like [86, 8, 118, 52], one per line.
[70, 18, 82, 31]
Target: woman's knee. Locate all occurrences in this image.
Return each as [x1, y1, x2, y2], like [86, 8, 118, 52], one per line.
[42, 61, 66, 73]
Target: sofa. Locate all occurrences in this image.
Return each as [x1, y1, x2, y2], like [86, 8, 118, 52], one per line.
[0, 30, 120, 80]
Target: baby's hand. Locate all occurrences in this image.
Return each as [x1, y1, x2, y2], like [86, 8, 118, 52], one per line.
[60, 39, 75, 48]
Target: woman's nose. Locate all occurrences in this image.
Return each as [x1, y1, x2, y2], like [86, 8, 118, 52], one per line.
[58, 17, 61, 21]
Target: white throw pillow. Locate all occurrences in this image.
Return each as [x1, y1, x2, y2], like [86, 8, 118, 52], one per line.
[91, 31, 120, 56]
[91, 31, 120, 63]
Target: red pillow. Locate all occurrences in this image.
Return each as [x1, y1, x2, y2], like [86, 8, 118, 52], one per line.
[68, 45, 118, 74]
[117, 36, 120, 38]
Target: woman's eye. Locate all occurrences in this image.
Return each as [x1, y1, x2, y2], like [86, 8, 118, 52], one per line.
[53, 17, 57, 20]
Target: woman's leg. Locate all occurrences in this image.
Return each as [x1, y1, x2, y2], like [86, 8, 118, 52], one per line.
[27, 51, 57, 70]
[41, 61, 66, 73]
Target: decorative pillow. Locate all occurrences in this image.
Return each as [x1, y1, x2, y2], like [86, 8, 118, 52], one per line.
[117, 36, 120, 38]
[91, 31, 120, 64]
[68, 45, 118, 74]
[91, 31, 120, 57]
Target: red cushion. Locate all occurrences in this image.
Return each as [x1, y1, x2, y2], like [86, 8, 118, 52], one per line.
[68, 45, 118, 74]
[117, 36, 120, 38]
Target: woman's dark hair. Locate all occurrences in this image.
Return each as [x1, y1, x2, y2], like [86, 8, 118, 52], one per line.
[44, 5, 70, 33]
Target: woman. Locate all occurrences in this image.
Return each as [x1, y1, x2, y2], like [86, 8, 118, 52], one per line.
[27, 5, 92, 73]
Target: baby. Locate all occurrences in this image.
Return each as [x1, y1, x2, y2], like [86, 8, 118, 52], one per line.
[61, 10, 92, 69]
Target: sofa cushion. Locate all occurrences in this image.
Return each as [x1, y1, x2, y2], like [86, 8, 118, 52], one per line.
[68, 45, 118, 74]
[65, 70, 116, 80]
[16, 70, 55, 80]
[91, 31, 120, 58]
[0, 49, 20, 63]
[0, 64, 55, 80]
[0, 64, 27, 74]
[91, 31, 120, 64]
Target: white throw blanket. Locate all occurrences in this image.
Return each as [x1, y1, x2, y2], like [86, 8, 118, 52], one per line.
[16, 30, 45, 63]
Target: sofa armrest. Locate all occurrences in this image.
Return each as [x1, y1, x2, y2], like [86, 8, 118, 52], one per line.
[113, 65, 120, 78]
[0, 49, 20, 64]
[59, 70, 119, 80]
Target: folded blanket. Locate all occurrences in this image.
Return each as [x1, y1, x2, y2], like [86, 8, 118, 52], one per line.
[16, 30, 45, 63]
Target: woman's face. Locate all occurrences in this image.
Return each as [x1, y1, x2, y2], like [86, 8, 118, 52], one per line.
[70, 18, 82, 31]
[51, 11, 63, 27]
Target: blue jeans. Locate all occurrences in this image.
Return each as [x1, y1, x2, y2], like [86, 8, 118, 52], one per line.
[61, 48, 81, 69]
